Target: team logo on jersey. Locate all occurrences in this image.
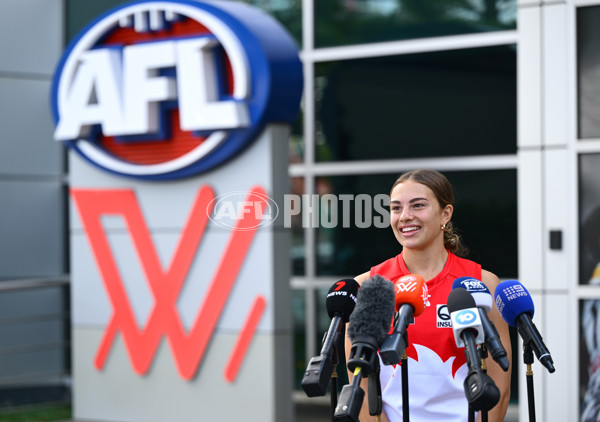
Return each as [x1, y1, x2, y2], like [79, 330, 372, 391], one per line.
[436, 304, 451, 328]
[51, 0, 302, 180]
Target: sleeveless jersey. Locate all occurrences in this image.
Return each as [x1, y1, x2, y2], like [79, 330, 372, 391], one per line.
[370, 251, 482, 422]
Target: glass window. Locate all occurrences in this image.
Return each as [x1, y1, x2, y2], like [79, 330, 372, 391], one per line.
[579, 153, 600, 285]
[67, 0, 302, 48]
[314, 170, 518, 278]
[580, 299, 600, 421]
[293, 288, 307, 390]
[290, 111, 304, 164]
[315, 0, 517, 48]
[241, 0, 302, 48]
[315, 46, 517, 162]
[577, 6, 600, 139]
[290, 177, 306, 276]
[66, 0, 125, 41]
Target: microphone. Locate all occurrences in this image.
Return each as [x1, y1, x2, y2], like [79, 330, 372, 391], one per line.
[334, 275, 396, 422]
[380, 274, 429, 365]
[494, 279, 555, 373]
[302, 279, 360, 397]
[447, 288, 500, 412]
[452, 277, 509, 372]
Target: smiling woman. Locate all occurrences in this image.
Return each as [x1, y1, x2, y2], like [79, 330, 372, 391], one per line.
[347, 169, 512, 422]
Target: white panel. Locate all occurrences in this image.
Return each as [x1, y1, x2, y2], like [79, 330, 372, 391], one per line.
[519, 0, 541, 6]
[73, 329, 283, 422]
[542, 4, 569, 146]
[70, 234, 111, 325]
[0, 0, 63, 75]
[544, 149, 570, 289]
[0, 78, 63, 176]
[71, 213, 278, 331]
[518, 151, 544, 290]
[70, 124, 292, 422]
[518, 6, 543, 148]
[543, 293, 571, 422]
[72, 228, 275, 330]
[69, 126, 287, 230]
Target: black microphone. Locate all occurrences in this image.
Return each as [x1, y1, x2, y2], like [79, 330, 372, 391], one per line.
[334, 275, 395, 422]
[302, 279, 360, 397]
[452, 277, 509, 372]
[447, 288, 500, 412]
[494, 279, 555, 373]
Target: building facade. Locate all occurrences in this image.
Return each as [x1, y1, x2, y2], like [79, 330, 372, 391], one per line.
[0, 0, 599, 420]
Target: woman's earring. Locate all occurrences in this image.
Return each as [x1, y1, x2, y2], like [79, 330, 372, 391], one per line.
[441, 223, 447, 231]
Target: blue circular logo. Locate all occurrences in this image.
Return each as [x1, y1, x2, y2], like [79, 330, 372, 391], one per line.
[51, 0, 303, 180]
[455, 309, 477, 325]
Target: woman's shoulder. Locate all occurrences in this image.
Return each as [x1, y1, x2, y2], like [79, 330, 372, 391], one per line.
[354, 271, 371, 285]
[481, 269, 501, 292]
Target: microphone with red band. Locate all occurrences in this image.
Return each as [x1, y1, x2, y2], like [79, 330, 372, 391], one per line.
[302, 278, 360, 397]
[452, 277, 509, 372]
[448, 287, 500, 412]
[380, 274, 429, 365]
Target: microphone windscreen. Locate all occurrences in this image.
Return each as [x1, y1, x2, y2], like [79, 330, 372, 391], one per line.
[447, 287, 476, 313]
[452, 277, 493, 312]
[326, 278, 360, 322]
[347, 275, 395, 346]
[394, 274, 428, 316]
[494, 279, 535, 327]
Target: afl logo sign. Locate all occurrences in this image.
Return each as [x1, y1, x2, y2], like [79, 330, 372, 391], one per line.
[51, 0, 303, 180]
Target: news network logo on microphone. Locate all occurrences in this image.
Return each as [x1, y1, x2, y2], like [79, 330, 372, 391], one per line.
[494, 283, 527, 313]
[51, 0, 302, 180]
[453, 309, 478, 325]
[326, 281, 358, 303]
[455, 277, 486, 292]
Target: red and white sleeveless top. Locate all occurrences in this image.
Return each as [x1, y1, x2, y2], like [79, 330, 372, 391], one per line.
[370, 251, 482, 422]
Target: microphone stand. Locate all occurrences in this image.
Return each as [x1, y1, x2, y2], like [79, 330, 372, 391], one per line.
[467, 345, 491, 422]
[334, 336, 380, 422]
[330, 342, 339, 422]
[368, 357, 382, 422]
[479, 345, 489, 422]
[524, 343, 536, 422]
[302, 319, 344, 398]
[400, 331, 409, 422]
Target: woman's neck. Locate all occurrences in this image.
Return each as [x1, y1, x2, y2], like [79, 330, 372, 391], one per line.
[402, 246, 449, 282]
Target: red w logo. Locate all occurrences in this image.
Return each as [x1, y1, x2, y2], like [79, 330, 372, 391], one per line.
[71, 186, 267, 382]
